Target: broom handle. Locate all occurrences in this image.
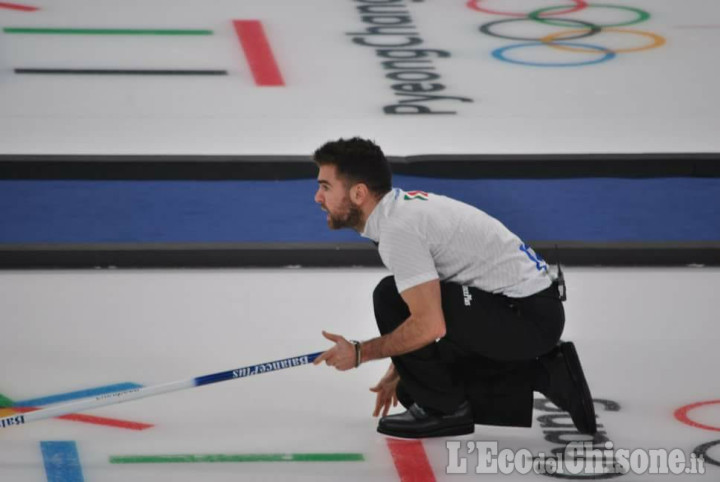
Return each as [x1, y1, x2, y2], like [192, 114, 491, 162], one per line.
[0, 351, 323, 429]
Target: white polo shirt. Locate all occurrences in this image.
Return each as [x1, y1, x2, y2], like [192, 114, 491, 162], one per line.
[361, 188, 553, 298]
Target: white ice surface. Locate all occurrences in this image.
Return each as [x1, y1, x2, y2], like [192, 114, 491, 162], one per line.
[1, 0, 719, 155]
[0, 267, 719, 480]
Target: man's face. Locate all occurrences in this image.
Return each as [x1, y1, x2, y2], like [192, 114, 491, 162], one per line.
[315, 164, 362, 230]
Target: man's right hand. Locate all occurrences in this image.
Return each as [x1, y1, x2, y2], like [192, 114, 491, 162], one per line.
[369, 363, 401, 417]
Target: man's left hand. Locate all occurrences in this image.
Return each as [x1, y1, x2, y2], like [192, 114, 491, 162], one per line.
[313, 331, 356, 371]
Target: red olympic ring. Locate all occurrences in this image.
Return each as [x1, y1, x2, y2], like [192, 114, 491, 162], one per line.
[466, 0, 588, 17]
[675, 400, 720, 432]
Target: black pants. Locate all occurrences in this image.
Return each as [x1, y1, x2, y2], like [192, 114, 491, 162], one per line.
[373, 276, 565, 427]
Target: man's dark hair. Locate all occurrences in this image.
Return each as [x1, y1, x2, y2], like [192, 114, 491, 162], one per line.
[313, 137, 392, 198]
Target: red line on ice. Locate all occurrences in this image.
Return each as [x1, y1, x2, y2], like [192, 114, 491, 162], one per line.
[387, 439, 437, 482]
[233, 20, 285, 86]
[0, 2, 39, 11]
[12, 406, 154, 431]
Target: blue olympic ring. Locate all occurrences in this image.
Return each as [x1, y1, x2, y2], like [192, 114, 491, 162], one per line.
[491, 41, 616, 67]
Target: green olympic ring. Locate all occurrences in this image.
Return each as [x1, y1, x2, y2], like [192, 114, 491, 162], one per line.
[528, 4, 651, 28]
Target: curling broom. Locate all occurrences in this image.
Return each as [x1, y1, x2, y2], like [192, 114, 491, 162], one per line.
[0, 351, 323, 430]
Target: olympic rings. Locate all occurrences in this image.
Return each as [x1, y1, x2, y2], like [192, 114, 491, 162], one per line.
[528, 4, 651, 28]
[675, 400, 720, 432]
[540, 28, 666, 54]
[466, 0, 588, 18]
[480, 18, 602, 42]
[491, 41, 615, 67]
[693, 440, 720, 468]
[469, 1, 665, 67]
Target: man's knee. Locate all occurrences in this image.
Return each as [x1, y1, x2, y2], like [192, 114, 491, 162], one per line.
[373, 276, 409, 334]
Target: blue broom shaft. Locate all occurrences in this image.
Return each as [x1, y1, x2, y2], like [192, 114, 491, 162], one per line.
[193, 352, 324, 386]
[0, 351, 324, 429]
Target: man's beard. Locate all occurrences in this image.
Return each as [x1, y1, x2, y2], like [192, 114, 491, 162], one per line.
[326, 198, 363, 230]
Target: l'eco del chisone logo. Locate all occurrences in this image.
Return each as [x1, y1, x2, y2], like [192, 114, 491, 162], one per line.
[467, 0, 666, 67]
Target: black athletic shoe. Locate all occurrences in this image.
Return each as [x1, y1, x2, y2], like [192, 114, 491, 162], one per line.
[539, 341, 597, 435]
[377, 401, 475, 439]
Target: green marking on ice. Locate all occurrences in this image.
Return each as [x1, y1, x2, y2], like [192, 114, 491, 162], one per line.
[0, 393, 14, 408]
[3, 28, 213, 35]
[110, 453, 365, 464]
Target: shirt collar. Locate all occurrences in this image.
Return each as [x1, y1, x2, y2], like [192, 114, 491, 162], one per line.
[361, 188, 400, 242]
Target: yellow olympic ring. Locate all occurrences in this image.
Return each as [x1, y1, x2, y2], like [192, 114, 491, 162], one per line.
[540, 28, 666, 54]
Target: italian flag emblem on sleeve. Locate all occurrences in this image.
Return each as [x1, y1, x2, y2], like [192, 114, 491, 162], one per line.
[404, 190, 429, 201]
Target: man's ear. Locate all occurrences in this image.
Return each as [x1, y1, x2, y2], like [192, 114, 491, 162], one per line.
[351, 183, 369, 204]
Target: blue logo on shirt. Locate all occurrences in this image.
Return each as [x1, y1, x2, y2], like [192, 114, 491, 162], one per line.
[520, 244, 548, 272]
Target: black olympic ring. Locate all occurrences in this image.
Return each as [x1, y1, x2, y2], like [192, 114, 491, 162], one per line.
[479, 18, 602, 42]
[694, 439, 720, 468]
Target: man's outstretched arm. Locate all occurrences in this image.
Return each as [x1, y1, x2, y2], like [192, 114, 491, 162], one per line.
[314, 279, 446, 371]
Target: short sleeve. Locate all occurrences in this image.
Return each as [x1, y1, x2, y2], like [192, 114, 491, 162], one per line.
[378, 223, 439, 293]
